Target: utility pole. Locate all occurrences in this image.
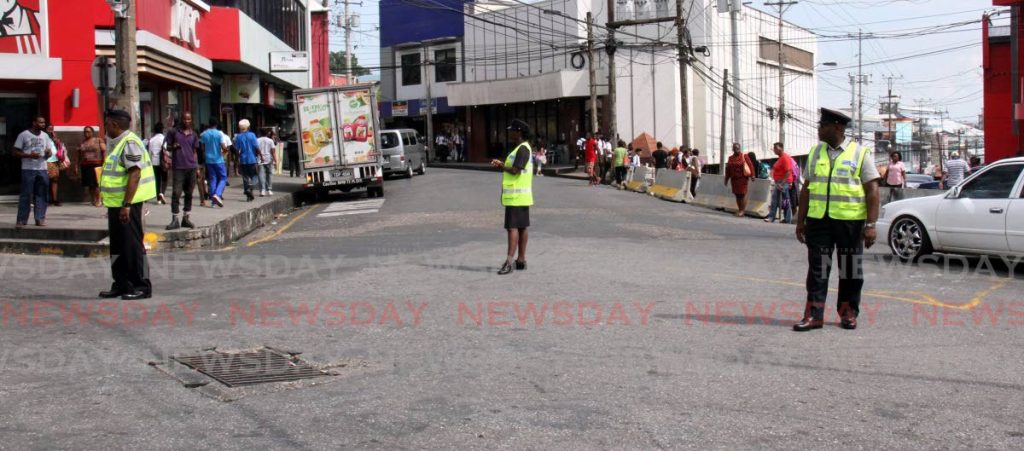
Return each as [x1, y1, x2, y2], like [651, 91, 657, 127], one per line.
[720, 68, 729, 175]
[729, 0, 743, 148]
[606, 0, 617, 144]
[676, 0, 691, 147]
[112, 0, 140, 135]
[586, 12, 599, 136]
[883, 75, 901, 153]
[423, 47, 434, 161]
[344, 0, 352, 76]
[765, 1, 797, 146]
[855, 29, 870, 143]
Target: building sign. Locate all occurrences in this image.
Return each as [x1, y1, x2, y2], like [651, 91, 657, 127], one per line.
[221, 74, 261, 104]
[418, 99, 437, 115]
[391, 101, 408, 116]
[270, 51, 309, 72]
[170, 0, 202, 48]
[265, 84, 288, 110]
[615, 0, 672, 21]
[0, 0, 45, 55]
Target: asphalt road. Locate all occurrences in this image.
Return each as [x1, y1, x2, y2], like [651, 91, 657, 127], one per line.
[2, 168, 1023, 449]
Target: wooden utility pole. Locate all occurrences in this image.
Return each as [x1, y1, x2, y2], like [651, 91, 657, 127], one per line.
[765, 1, 797, 146]
[423, 47, 434, 161]
[587, 12, 599, 136]
[719, 68, 729, 175]
[676, 0, 690, 147]
[113, 0, 140, 135]
[606, 0, 617, 143]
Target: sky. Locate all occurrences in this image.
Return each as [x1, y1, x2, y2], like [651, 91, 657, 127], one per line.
[328, 0, 996, 124]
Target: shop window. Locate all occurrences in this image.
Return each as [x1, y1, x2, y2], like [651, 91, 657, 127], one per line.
[435, 49, 456, 83]
[401, 54, 421, 86]
[207, 0, 306, 51]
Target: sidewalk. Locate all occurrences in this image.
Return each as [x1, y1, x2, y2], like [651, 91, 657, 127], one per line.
[0, 174, 304, 257]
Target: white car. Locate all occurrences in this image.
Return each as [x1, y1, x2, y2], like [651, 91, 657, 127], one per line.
[879, 157, 1024, 261]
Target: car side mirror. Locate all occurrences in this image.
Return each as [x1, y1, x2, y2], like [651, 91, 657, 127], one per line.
[947, 186, 962, 199]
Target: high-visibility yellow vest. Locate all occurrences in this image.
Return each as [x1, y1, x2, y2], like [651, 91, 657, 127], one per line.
[501, 142, 533, 207]
[100, 132, 157, 208]
[806, 141, 868, 220]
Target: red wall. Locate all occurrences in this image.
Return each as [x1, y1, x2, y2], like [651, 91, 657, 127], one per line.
[311, 11, 330, 88]
[983, 13, 1024, 162]
[46, 0, 109, 127]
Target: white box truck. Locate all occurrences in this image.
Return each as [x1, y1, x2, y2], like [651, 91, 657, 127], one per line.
[293, 83, 384, 198]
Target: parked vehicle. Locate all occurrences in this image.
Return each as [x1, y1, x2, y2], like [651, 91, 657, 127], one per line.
[379, 129, 427, 178]
[293, 83, 384, 198]
[904, 173, 939, 189]
[879, 157, 1024, 261]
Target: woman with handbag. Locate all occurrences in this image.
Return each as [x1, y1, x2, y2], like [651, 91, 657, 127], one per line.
[79, 126, 106, 207]
[44, 125, 69, 206]
[724, 142, 753, 217]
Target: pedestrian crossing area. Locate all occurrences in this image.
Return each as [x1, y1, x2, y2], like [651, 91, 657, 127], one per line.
[317, 198, 385, 218]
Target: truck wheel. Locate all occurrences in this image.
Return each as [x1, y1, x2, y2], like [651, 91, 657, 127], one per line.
[416, 162, 426, 175]
[406, 164, 414, 178]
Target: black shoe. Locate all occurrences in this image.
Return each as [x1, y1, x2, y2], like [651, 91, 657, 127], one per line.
[793, 318, 824, 332]
[121, 290, 151, 300]
[98, 289, 122, 298]
[840, 318, 858, 330]
[515, 260, 526, 270]
[166, 217, 180, 230]
[497, 261, 514, 275]
[181, 216, 195, 229]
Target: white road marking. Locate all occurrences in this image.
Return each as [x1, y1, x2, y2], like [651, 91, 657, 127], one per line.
[318, 199, 385, 218]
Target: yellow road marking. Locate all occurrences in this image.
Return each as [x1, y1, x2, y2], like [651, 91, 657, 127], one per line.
[735, 275, 1008, 311]
[246, 207, 316, 247]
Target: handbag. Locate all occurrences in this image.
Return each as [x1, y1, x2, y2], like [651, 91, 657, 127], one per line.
[742, 158, 752, 177]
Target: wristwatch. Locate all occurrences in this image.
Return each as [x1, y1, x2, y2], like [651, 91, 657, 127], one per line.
[864, 222, 876, 229]
[121, 201, 131, 208]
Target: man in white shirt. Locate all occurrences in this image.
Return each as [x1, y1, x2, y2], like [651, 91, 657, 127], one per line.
[147, 124, 167, 204]
[256, 129, 277, 196]
[942, 152, 971, 189]
[14, 116, 53, 227]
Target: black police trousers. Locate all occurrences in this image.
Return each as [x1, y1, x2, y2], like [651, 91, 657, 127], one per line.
[804, 217, 865, 320]
[108, 203, 152, 295]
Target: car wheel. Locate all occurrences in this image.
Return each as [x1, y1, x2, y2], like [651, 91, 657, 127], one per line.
[406, 164, 414, 178]
[889, 216, 933, 261]
[416, 162, 426, 175]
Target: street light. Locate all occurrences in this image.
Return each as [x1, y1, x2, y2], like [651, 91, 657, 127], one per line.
[818, 61, 837, 68]
[106, 0, 129, 18]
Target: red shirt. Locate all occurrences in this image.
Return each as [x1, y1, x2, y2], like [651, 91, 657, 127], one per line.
[584, 138, 597, 163]
[771, 152, 794, 183]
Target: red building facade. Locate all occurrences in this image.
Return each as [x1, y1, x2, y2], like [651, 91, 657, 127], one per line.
[984, 2, 1024, 162]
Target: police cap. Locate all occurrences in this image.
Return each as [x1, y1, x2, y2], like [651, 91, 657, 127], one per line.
[818, 108, 852, 127]
[105, 109, 131, 121]
[507, 119, 530, 134]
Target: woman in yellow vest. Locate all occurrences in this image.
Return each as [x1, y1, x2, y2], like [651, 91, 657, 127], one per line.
[490, 119, 533, 275]
[793, 108, 881, 331]
[98, 109, 157, 301]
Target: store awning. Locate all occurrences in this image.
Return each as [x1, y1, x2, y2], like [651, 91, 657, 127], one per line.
[95, 30, 212, 92]
[447, 70, 603, 106]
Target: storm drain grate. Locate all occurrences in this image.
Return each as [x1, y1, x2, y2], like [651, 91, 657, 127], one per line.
[172, 349, 329, 387]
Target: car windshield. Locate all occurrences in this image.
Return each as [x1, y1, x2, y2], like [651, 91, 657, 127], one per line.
[381, 132, 399, 149]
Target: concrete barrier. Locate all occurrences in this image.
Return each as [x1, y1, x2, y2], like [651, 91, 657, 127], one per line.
[625, 166, 651, 192]
[649, 169, 693, 203]
[690, 174, 772, 218]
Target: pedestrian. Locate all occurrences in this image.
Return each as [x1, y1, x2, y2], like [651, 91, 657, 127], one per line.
[584, 132, 598, 185]
[613, 140, 628, 186]
[453, 131, 464, 162]
[575, 134, 586, 170]
[257, 128, 277, 195]
[629, 144, 640, 167]
[688, 149, 702, 197]
[147, 124, 167, 204]
[97, 109, 156, 301]
[747, 152, 767, 179]
[765, 142, 794, 224]
[436, 132, 449, 163]
[793, 108, 881, 332]
[724, 142, 753, 217]
[941, 151, 970, 189]
[884, 151, 906, 203]
[652, 142, 668, 170]
[234, 119, 260, 202]
[200, 119, 228, 207]
[14, 116, 53, 227]
[969, 155, 982, 171]
[79, 126, 107, 207]
[165, 112, 199, 230]
[287, 133, 300, 177]
[44, 125, 69, 206]
[490, 119, 534, 275]
[534, 139, 546, 176]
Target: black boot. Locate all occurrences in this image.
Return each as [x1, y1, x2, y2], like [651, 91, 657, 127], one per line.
[181, 215, 195, 229]
[166, 215, 180, 230]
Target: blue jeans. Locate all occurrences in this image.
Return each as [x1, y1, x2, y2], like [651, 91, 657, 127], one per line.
[240, 164, 259, 196]
[768, 182, 792, 223]
[258, 163, 273, 192]
[206, 163, 227, 198]
[17, 169, 48, 224]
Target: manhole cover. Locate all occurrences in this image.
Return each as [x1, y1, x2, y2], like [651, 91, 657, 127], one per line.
[172, 349, 329, 387]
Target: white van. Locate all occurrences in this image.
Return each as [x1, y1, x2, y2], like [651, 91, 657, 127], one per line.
[379, 129, 427, 178]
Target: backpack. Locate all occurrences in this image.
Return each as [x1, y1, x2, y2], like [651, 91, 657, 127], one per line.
[757, 162, 770, 179]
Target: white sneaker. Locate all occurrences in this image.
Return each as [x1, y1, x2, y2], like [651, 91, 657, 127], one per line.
[259, 191, 266, 197]
[267, 190, 273, 195]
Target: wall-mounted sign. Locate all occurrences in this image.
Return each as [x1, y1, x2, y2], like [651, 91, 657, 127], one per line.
[392, 101, 408, 117]
[221, 74, 261, 104]
[0, 0, 45, 55]
[265, 84, 288, 110]
[270, 51, 309, 72]
[170, 0, 202, 48]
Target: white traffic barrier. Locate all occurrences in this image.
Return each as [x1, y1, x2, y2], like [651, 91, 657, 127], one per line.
[625, 166, 651, 192]
[649, 168, 693, 203]
[690, 174, 772, 218]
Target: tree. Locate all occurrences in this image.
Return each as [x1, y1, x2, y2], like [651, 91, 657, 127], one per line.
[329, 51, 371, 76]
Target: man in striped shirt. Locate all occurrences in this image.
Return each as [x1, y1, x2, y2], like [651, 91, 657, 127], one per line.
[942, 152, 971, 189]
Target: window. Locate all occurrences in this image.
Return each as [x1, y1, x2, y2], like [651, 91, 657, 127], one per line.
[435, 49, 456, 83]
[401, 54, 421, 86]
[409, 134, 418, 145]
[206, 0, 306, 50]
[381, 132, 399, 149]
[958, 164, 1024, 199]
[401, 132, 412, 146]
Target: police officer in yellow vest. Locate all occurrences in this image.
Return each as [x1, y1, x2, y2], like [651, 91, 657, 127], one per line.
[490, 119, 533, 275]
[794, 108, 881, 331]
[98, 110, 157, 300]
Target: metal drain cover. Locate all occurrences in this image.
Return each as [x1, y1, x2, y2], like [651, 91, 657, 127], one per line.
[172, 349, 329, 387]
